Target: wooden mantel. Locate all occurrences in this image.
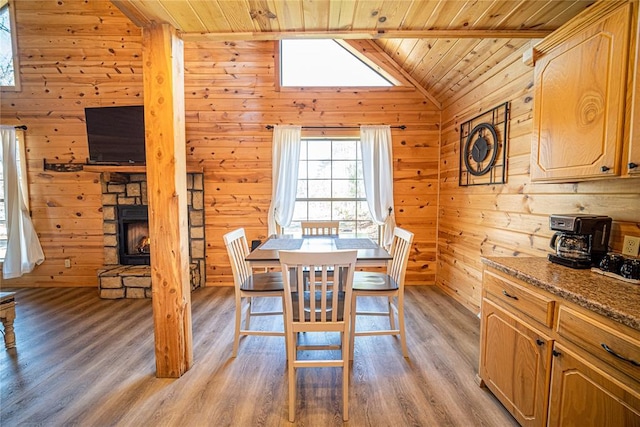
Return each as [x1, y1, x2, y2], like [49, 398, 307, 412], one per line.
[83, 164, 203, 173]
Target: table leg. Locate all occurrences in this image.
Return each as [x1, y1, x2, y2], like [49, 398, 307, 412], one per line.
[1, 308, 16, 349]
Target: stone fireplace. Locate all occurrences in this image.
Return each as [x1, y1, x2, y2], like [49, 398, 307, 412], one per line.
[97, 171, 205, 299]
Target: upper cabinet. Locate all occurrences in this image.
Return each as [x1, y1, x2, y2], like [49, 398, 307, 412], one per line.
[528, 2, 636, 182]
[626, 7, 640, 176]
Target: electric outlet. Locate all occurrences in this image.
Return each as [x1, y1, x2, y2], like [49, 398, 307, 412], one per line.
[622, 236, 640, 257]
[64, 258, 71, 268]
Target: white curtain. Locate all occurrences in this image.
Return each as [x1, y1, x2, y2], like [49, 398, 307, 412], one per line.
[267, 125, 302, 236]
[1, 126, 45, 279]
[360, 125, 396, 247]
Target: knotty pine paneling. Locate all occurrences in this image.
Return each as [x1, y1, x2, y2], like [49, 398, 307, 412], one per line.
[188, 39, 440, 285]
[437, 43, 640, 314]
[3, 0, 637, 300]
[0, 0, 142, 287]
[1, 0, 440, 288]
[181, 38, 440, 286]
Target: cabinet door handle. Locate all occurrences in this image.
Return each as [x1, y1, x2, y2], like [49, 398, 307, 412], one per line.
[502, 290, 518, 300]
[601, 343, 640, 367]
[536, 339, 544, 346]
[601, 165, 611, 173]
[552, 350, 561, 357]
[629, 162, 638, 170]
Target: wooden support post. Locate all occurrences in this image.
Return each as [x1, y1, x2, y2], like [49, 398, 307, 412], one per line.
[142, 23, 193, 378]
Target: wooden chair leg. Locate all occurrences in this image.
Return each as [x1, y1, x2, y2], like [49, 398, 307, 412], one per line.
[349, 295, 357, 360]
[282, 296, 288, 362]
[245, 297, 252, 329]
[288, 330, 296, 422]
[398, 296, 408, 358]
[387, 296, 396, 330]
[232, 296, 242, 357]
[343, 331, 350, 421]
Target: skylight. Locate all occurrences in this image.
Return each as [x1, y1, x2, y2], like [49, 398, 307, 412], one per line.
[280, 39, 393, 87]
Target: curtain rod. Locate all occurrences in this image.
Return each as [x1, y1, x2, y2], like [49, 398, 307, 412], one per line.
[265, 125, 406, 130]
[14, 125, 27, 130]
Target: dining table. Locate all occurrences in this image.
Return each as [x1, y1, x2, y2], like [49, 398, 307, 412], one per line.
[245, 234, 392, 268]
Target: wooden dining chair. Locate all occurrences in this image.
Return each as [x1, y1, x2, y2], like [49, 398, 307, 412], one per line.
[275, 223, 284, 235]
[300, 221, 340, 289]
[300, 220, 340, 236]
[279, 249, 357, 422]
[223, 228, 285, 357]
[349, 227, 414, 359]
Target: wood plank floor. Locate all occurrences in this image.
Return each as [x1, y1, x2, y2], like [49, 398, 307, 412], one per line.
[0, 285, 517, 426]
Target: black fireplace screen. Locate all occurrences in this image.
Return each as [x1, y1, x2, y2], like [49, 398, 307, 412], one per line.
[117, 205, 150, 265]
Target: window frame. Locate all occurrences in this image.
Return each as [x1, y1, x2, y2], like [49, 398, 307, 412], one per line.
[0, 0, 21, 91]
[291, 137, 378, 240]
[276, 39, 400, 92]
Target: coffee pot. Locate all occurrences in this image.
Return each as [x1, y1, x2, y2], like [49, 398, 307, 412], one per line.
[550, 232, 591, 261]
[548, 214, 612, 269]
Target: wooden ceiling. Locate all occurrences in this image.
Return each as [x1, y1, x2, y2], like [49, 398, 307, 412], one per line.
[112, 0, 598, 107]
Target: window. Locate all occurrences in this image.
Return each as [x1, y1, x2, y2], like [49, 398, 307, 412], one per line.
[280, 39, 393, 87]
[291, 139, 378, 239]
[0, 0, 19, 88]
[0, 129, 27, 260]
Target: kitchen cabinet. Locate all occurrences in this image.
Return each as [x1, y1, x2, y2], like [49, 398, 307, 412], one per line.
[479, 263, 640, 426]
[550, 304, 640, 425]
[530, 2, 635, 182]
[479, 270, 555, 427]
[626, 6, 640, 176]
[480, 299, 552, 427]
[548, 345, 640, 425]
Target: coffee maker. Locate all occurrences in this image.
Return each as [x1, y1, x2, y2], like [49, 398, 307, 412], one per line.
[548, 214, 612, 269]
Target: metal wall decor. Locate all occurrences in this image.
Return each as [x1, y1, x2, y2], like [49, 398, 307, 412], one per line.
[459, 102, 509, 186]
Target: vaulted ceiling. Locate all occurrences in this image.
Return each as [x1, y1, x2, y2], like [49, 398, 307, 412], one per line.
[112, 0, 598, 107]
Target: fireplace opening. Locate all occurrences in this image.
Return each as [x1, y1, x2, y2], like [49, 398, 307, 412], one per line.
[118, 205, 150, 265]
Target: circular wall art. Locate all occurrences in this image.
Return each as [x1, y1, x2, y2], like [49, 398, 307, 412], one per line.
[459, 102, 509, 186]
[464, 122, 498, 176]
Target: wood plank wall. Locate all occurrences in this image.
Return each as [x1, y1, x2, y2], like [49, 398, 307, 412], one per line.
[0, 0, 440, 288]
[437, 42, 640, 314]
[183, 40, 440, 285]
[0, 0, 143, 287]
[5, 0, 635, 311]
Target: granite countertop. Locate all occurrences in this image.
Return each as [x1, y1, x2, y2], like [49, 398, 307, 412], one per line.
[481, 256, 640, 331]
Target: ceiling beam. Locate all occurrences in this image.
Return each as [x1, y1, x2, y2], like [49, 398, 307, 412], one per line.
[342, 40, 442, 110]
[181, 29, 554, 43]
[111, 0, 150, 27]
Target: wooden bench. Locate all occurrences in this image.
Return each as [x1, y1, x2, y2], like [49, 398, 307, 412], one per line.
[0, 291, 16, 349]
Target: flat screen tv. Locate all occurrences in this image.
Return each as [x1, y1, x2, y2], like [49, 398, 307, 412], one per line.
[85, 105, 146, 165]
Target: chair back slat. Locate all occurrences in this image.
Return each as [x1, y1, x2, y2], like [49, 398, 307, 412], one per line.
[294, 266, 306, 321]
